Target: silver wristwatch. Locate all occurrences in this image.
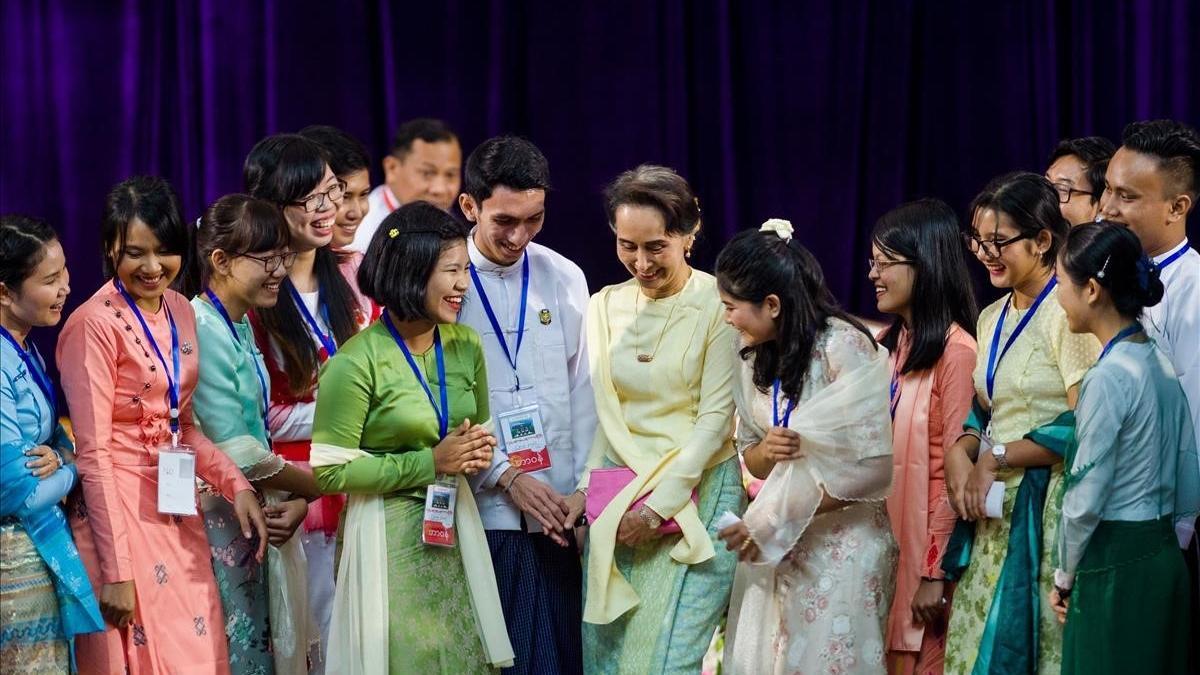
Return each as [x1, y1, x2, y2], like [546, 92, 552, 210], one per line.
[991, 443, 1009, 470]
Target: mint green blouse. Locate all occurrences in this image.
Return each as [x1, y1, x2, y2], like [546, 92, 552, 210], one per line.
[312, 321, 490, 496]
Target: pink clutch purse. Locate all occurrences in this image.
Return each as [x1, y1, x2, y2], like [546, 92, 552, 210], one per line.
[585, 467, 697, 534]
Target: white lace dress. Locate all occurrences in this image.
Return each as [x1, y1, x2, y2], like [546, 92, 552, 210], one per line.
[724, 319, 898, 675]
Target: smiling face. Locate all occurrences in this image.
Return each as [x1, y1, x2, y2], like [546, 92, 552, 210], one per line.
[213, 247, 291, 310]
[460, 186, 545, 266]
[868, 243, 916, 317]
[1046, 154, 1100, 226]
[283, 166, 341, 251]
[110, 218, 182, 309]
[422, 241, 470, 323]
[384, 139, 462, 212]
[614, 204, 694, 297]
[0, 239, 70, 329]
[970, 208, 1050, 290]
[1098, 147, 1191, 256]
[719, 287, 778, 347]
[332, 169, 371, 248]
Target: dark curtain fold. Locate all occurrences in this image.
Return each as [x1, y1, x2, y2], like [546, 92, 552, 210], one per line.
[3, 0, 1197, 325]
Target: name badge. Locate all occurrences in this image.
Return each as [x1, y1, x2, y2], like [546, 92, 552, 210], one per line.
[157, 444, 197, 516]
[497, 404, 551, 474]
[422, 478, 458, 548]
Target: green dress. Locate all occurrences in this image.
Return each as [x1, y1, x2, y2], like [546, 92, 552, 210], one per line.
[312, 321, 493, 674]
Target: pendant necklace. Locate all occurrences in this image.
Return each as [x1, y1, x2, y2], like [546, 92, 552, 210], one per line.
[634, 290, 679, 363]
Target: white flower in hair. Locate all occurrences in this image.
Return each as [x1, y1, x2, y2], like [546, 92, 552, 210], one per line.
[759, 218, 794, 242]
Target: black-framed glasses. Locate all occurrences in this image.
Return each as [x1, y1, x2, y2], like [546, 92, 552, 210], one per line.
[961, 231, 1034, 259]
[240, 251, 298, 273]
[290, 180, 347, 213]
[867, 258, 915, 273]
[1051, 182, 1094, 204]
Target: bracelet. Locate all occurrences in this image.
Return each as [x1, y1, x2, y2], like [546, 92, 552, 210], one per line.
[636, 505, 663, 529]
[502, 471, 521, 493]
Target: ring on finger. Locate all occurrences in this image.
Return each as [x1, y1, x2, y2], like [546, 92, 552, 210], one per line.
[739, 538, 753, 552]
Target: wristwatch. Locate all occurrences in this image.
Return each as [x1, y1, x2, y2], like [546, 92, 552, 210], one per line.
[637, 505, 664, 529]
[991, 443, 1009, 470]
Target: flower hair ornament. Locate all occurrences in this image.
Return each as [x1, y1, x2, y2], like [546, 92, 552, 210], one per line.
[760, 218, 794, 242]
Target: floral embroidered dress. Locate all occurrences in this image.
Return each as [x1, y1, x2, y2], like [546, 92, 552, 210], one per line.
[724, 319, 898, 675]
[57, 283, 253, 674]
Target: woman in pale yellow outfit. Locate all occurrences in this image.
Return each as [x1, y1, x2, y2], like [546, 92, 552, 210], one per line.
[941, 173, 1100, 674]
[578, 165, 745, 674]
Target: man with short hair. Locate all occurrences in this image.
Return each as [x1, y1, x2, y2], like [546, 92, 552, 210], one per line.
[1099, 119, 1200, 665]
[458, 136, 594, 675]
[349, 117, 462, 252]
[1045, 136, 1115, 226]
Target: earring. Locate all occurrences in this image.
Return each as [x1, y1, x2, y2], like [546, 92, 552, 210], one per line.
[685, 247, 692, 259]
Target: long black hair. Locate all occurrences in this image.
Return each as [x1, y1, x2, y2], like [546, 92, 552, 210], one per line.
[716, 227, 875, 402]
[243, 134, 359, 395]
[873, 199, 978, 374]
[177, 194, 291, 298]
[1060, 221, 1165, 319]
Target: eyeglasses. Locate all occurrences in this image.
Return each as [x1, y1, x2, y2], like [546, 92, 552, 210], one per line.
[867, 258, 914, 273]
[961, 231, 1034, 259]
[1051, 182, 1094, 204]
[240, 251, 298, 273]
[290, 180, 347, 213]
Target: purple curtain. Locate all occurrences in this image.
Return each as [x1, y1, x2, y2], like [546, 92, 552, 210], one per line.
[3, 0, 1197, 323]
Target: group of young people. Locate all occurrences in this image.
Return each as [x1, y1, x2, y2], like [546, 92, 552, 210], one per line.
[1, 116, 1197, 675]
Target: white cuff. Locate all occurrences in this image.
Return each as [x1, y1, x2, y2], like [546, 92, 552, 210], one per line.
[1053, 568, 1074, 591]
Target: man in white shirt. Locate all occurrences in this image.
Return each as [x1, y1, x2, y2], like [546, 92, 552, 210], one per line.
[1045, 136, 1115, 226]
[348, 118, 462, 253]
[459, 136, 595, 675]
[1099, 119, 1200, 662]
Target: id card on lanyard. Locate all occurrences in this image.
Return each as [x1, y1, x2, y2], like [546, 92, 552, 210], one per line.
[497, 404, 550, 473]
[984, 277, 1057, 438]
[382, 312, 457, 547]
[115, 281, 198, 515]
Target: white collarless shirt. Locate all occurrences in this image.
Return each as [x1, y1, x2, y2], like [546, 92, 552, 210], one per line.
[347, 184, 399, 254]
[1145, 238, 1200, 475]
[460, 235, 597, 531]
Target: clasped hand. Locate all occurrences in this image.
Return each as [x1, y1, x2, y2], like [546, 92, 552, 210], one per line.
[433, 418, 497, 475]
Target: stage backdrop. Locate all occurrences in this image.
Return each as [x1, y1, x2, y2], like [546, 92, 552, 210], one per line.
[3, 0, 1198, 329]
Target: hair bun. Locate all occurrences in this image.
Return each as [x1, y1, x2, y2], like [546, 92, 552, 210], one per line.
[760, 218, 794, 242]
[1139, 255, 1166, 307]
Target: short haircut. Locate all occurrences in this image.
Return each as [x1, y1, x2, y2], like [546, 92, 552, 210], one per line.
[1047, 136, 1116, 203]
[0, 214, 58, 290]
[462, 136, 551, 207]
[603, 164, 701, 237]
[1121, 119, 1200, 200]
[390, 118, 458, 160]
[357, 201, 469, 321]
[299, 125, 370, 179]
[102, 176, 188, 278]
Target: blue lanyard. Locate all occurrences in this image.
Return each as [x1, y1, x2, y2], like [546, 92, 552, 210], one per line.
[114, 280, 181, 439]
[0, 326, 56, 421]
[889, 369, 901, 421]
[1098, 323, 1143, 362]
[468, 256, 529, 390]
[1157, 244, 1189, 272]
[771, 379, 797, 427]
[985, 277, 1057, 401]
[204, 289, 272, 439]
[382, 312, 449, 438]
[287, 282, 337, 359]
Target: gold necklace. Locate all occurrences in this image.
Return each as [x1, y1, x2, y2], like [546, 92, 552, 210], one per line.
[633, 291, 679, 363]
